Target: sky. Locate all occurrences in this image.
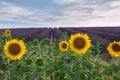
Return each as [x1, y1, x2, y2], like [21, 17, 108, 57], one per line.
[0, 0, 120, 28]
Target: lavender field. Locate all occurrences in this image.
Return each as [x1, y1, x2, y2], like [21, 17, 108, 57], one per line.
[0, 27, 120, 43]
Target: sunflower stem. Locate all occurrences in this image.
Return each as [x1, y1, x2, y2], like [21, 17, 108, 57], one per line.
[7, 59, 11, 80]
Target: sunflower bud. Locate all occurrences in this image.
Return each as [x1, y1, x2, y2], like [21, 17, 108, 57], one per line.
[36, 58, 43, 66]
[33, 39, 39, 45]
[25, 58, 32, 65]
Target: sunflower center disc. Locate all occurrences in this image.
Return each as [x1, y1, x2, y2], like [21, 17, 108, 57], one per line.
[74, 38, 85, 49]
[9, 44, 21, 55]
[62, 43, 67, 49]
[7, 31, 10, 34]
[112, 44, 120, 52]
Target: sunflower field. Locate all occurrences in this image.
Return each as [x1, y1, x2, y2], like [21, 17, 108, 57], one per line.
[0, 29, 120, 80]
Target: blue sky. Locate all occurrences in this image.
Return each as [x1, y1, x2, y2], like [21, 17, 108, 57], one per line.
[0, 0, 120, 28]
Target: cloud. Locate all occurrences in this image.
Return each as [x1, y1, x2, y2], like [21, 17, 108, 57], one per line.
[109, 1, 120, 7]
[50, 0, 120, 26]
[0, 0, 120, 27]
[0, 1, 32, 21]
[53, 0, 83, 4]
[0, 1, 51, 24]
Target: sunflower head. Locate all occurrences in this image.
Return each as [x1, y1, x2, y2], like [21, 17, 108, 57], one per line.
[4, 39, 26, 60]
[107, 41, 120, 57]
[59, 41, 69, 52]
[4, 29, 11, 36]
[69, 33, 91, 54]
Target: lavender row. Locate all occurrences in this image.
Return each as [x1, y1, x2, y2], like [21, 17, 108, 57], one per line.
[88, 27, 120, 34]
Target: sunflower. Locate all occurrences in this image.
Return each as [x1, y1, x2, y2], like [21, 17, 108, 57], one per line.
[4, 39, 26, 60]
[107, 41, 120, 57]
[59, 41, 69, 52]
[4, 29, 11, 36]
[69, 33, 91, 54]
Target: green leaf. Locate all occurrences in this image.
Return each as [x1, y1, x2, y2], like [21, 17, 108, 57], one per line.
[112, 63, 119, 73]
[102, 66, 113, 76]
[40, 38, 49, 45]
[55, 71, 65, 80]
[0, 63, 8, 71]
[113, 75, 120, 80]
[33, 39, 39, 45]
[64, 73, 72, 80]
